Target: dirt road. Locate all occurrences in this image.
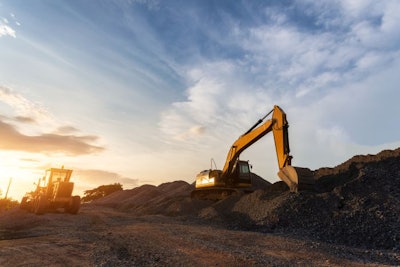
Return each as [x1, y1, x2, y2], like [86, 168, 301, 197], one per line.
[0, 206, 398, 267]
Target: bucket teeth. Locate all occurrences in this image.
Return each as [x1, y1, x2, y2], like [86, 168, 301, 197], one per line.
[278, 166, 315, 192]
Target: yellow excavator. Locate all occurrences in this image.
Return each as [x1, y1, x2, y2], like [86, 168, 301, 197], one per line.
[191, 105, 314, 200]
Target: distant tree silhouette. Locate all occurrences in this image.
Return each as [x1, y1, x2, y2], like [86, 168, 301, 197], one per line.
[0, 197, 19, 211]
[82, 183, 123, 202]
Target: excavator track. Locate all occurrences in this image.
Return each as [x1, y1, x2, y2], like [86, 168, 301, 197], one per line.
[191, 188, 249, 201]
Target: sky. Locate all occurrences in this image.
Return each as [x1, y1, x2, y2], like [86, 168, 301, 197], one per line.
[1, 0, 400, 200]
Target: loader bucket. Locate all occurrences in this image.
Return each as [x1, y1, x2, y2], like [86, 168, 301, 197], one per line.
[277, 166, 315, 192]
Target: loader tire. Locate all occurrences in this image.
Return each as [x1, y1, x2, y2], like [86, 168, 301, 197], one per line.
[20, 197, 28, 210]
[66, 196, 81, 214]
[34, 196, 48, 215]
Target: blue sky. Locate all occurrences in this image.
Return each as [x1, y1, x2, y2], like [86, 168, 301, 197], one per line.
[1, 0, 399, 199]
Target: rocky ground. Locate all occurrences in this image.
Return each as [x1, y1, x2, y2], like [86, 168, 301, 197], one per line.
[0, 148, 399, 266]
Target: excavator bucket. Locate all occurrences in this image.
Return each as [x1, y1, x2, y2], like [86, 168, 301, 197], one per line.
[278, 166, 315, 192]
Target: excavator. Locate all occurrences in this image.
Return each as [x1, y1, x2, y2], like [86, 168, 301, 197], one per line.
[191, 105, 314, 200]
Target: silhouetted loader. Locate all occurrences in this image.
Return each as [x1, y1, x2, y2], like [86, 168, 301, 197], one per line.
[20, 167, 81, 215]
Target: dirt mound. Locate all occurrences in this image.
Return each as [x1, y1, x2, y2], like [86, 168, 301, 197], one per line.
[314, 148, 400, 192]
[91, 148, 400, 250]
[93, 174, 271, 217]
[93, 184, 162, 208]
[200, 148, 400, 250]
[92, 181, 213, 216]
[249, 172, 272, 190]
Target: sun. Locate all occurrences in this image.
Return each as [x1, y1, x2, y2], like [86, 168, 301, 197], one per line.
[0, 154, 43, 201]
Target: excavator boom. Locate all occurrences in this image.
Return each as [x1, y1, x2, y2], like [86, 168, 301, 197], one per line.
[222, 106, 292, 175]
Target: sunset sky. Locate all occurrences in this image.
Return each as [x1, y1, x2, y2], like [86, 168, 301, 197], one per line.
[1, 0, 400, 200]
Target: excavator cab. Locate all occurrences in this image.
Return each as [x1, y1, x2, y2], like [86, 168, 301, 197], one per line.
[191, 160, 252, 200]
[194, 160, 251, 188]
[227, 160, 252, 187]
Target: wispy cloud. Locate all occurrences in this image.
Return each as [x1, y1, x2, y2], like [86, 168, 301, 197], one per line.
[74, 169, 139, 189]
[20, 158, 40, 163]
[0, 14, 16, 38]
[158, 60, 278, 169]
[122, 0, 160, 10]
[174, 125, 206, 141]
[54, 125, 79, 134]
[0, 119, 104, 155]
[0, 24, 15, 38]
[14, 116, 36, 124]
[236, 6, 399, 98]
[0, 86, 51, 121]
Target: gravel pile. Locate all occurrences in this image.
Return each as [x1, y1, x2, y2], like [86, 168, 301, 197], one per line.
[93, 148, 400, 250]
[92, 181, 213, 216]
[204, 148, 400, 250]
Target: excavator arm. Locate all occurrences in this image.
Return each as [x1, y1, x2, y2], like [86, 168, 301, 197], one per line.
[222, 105, 314, 192]
[222, 105, 291, 177]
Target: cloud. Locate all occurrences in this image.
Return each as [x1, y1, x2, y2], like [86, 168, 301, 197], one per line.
[160, 59, 281, 150]
[0, 24, 16, 38]
[73, 169, 139, 189]
[0, 119, 104, 155]
[0, 86, 51, 121]
[119, 177, 140, 189]
[241, 1, 400, 94]
[0, 114, 37, 124]
[126, 0, 160, 10]
[54, 125, 79, 134]
[174, 125, 206, 141]
[160, 1, 400, 140]
[0, 85, 105, 156]
[20, 158, 40, 163]
[14, 116, 36, 124]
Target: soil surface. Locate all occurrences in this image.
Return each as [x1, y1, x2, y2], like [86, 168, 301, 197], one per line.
[1, 148, 399, 266]
[0, 206, 398, 266]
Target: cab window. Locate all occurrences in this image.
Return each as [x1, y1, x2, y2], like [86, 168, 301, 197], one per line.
[239, 163, 250, 174]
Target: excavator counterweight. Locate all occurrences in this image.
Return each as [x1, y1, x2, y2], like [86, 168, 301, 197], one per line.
[191, 105, 315, 200]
